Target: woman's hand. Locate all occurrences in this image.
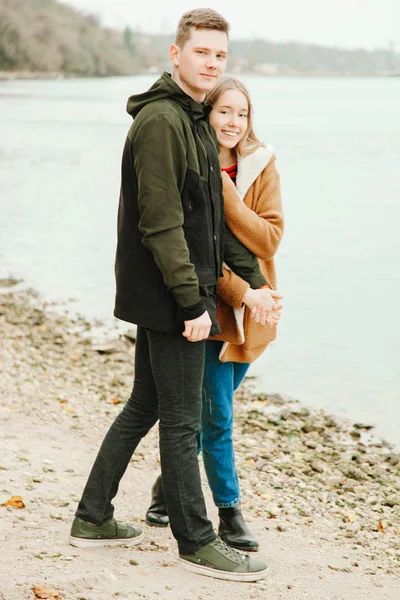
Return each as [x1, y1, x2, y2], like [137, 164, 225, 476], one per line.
[251, 305, 282, 327]
[243, 288, 283, 327]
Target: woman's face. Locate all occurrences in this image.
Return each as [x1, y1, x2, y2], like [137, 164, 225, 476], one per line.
[209, 88, 249, 150]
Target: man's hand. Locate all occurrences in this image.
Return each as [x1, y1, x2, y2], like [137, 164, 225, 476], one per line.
[243, 288, 283, 313]
[182, 311, 212, 342]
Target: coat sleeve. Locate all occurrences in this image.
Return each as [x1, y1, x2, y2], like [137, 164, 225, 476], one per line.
[132, 111, 205, 320]
[222, 158, 284, 261]
[217, 267, 250, 309]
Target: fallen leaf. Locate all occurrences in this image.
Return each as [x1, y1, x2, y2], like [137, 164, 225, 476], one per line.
[31, 585, 61, 599]
[378, 520, 387, 533]
[1, 495, 25, 509]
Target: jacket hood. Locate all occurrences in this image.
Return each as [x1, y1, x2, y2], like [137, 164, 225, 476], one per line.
[126, 71, 211, 122]
[236, 144, 275, 201]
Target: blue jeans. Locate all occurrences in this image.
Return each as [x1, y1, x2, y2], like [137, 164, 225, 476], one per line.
[201, 340, 250, 508]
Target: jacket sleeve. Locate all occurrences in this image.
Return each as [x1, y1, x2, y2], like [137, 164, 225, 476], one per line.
[222, 158, 284, 261]
[224, 223, 268, 289]
[217, 267, 250, 309]
[132, 111, 205, 320]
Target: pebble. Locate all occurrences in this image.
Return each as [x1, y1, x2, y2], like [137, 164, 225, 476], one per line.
[49, 512, 63, 520]
[25, 522, 42, 530]
[311, 460, 325, 473]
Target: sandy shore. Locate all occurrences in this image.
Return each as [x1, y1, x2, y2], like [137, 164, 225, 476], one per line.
[1, 280, 399, 600]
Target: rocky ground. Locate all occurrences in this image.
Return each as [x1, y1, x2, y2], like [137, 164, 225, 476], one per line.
[1, 279, 399, 600]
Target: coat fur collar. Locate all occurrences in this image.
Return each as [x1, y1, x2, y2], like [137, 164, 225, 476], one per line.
[236, 144, 274, 201]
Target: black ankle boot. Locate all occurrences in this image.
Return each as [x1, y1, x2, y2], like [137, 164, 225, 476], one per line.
[218, 504, 259, 552]
[145, 475, 169, 527]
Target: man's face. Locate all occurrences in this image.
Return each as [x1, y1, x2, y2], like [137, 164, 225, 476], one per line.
[170, 28, 228, 102]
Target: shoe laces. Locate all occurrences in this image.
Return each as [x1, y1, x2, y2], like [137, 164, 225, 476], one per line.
[213, 537, 247, 562]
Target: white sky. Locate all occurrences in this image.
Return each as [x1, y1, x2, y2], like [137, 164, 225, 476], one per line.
[64, 0, 399, 51]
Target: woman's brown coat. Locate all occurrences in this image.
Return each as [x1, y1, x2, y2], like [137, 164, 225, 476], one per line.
[211, 145, 284, 363]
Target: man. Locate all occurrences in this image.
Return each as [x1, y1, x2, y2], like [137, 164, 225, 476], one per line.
[69, 8, 267, 581]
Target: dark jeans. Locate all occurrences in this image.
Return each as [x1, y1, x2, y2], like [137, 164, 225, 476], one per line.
[76, 326, 216, 555]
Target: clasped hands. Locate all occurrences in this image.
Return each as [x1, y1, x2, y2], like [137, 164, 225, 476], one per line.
[243, 287, 283, 327]
[182, 287, 283, 342]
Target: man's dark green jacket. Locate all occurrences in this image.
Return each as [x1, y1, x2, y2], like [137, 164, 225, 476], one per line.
[114, 72, 225, 333]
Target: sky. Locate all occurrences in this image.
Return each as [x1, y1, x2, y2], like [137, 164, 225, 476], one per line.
[65, 0, 399, 51]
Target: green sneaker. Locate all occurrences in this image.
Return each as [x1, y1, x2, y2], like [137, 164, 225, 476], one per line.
[179, 537, 268, 582]
[69, 517, 144, 548]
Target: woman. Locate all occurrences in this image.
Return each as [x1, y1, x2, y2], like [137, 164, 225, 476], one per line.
[146, 77, 284, 552]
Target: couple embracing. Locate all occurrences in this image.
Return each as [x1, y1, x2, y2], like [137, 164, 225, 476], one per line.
[69, 8, 284, 583]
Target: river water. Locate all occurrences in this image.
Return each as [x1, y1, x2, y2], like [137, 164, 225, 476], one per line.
[1, 74, 399, 445]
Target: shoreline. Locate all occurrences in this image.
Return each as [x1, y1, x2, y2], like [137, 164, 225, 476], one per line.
[0, 70, 398, 81]
[1, 279, 399, 597]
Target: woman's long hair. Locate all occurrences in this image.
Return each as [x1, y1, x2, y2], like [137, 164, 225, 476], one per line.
[206, 77, 264, 157]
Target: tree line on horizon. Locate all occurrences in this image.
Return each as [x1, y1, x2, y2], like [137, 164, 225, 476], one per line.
[0, 0, 399, 77]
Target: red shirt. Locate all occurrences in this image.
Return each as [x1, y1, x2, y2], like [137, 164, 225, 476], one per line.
[221, 163, 237, 185]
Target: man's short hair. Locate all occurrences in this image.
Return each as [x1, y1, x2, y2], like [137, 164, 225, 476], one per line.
[176, 8, 230, 48]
